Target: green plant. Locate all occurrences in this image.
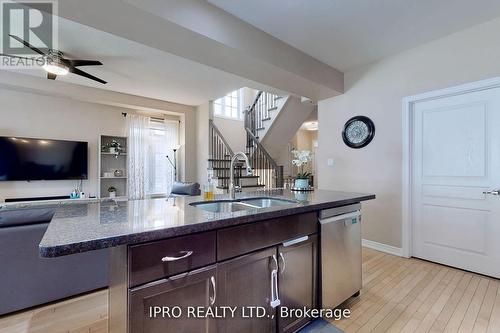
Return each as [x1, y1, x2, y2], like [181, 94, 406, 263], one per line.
[102, 140, 123, 152]
[107, 186, 117, 193]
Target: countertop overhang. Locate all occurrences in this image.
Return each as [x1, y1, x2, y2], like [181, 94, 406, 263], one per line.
[29, 189, 375, 258]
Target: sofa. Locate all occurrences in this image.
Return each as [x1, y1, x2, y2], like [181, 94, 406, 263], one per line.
[0, 206, 108, 315]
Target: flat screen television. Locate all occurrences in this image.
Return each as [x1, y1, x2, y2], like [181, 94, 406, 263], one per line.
[0, 136, 88, 181]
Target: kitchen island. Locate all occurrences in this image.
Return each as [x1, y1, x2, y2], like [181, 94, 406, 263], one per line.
[38, 189, 375, 333]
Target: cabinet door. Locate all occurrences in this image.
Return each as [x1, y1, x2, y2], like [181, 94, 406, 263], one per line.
[217, 247, 277, 333]
[129, 265, 217, 333]
[278, 234, 318, 333]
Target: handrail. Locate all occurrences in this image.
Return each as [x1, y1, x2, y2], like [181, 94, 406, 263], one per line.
[248, 91, 263, 114]
[245, 127, 278, 169]
[245, 127, 283, 189]
[209, 119, 234, 157]
[245, 90, 280, 138]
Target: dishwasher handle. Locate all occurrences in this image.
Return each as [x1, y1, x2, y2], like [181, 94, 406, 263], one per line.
[319, 210, 360, 224]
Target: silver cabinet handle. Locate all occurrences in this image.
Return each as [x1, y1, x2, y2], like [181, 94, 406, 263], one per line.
[483, 190, 500, 195]
[161, 250, 193, 262]
[209, 276, 216, 305]
[270, 255, 280, 308]
[279, 253, 286, 274]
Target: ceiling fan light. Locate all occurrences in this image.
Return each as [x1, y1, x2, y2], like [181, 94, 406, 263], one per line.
[42, 62, 69, 75]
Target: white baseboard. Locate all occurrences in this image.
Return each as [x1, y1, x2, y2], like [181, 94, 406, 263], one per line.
[362, 239, 403, 257]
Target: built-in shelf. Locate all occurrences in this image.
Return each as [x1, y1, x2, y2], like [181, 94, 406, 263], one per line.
[102, 195, 128, 200]
[101, 152, 127, 155]
[98, 135, 128, 199]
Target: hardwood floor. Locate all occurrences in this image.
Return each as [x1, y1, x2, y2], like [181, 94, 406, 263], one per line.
[0, 248, 499, 332]
[334, 248, 500, 333]
[0, 290, 108, 333]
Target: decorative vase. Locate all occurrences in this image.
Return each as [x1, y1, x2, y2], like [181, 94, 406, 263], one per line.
[109, 191, 116, 198]
[109, 147, 116, 154]
[294, 191, 308, 202]
[294, 178, 309, 189]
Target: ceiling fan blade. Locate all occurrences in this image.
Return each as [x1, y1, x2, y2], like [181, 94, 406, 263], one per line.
[47, 73, 57, 80]
[8, 34, 46, 55]
[0, 53, 35, 60]
[69, 60, 103, 67]
[69, 67, 107, 84]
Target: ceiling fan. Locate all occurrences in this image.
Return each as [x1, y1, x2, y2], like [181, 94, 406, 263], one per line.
[0, 34, 107, 84]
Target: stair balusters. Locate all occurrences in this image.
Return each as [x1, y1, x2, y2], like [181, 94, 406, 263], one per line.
[244, 91, 284, 189]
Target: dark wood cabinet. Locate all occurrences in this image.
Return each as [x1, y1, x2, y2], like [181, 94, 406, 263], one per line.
[129, 231, 216, 287]
[217, 212, 317, 261]
[129, 265, 217, 333]
[277, 235, 318, 333]
[116, 215, 321, 333]
[216, 247, 277, 333]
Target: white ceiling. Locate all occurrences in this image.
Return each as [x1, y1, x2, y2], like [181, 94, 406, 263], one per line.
[208, 0, 500, 71]
[2, 17, 257, 106]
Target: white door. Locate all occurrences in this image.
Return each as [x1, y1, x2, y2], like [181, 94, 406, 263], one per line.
[412, 87, 500, 278]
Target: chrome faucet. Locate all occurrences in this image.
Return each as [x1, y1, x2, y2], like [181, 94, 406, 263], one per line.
[229, 152, 253, 200]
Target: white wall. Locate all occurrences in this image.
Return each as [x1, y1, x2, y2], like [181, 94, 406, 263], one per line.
[196, 102, 210, 184]
[0, 87, 191, 202]
[317, 17, 500, 248]
[0, 88, 126, 201]
[213, 117, 246, 153]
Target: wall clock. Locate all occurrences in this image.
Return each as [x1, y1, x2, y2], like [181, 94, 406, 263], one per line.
[342, 116, 375, 149]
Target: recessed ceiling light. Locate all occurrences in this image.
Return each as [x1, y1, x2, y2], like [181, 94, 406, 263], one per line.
[303, 121, 318, 131]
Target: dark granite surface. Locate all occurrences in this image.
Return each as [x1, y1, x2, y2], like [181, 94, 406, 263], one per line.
[28, 189, 374, 257]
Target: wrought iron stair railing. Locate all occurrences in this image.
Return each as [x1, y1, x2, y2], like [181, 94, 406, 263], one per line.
[244, 90, 284, 189]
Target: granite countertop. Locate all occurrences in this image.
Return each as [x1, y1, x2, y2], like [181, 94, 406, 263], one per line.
[28, 189, 375, 258]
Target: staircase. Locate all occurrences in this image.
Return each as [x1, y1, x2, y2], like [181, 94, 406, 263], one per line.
[208, 120, 264, 191]
[255, 94, 316, 160]
[208, 88, 309, 191]
[244, 91, 284, 189]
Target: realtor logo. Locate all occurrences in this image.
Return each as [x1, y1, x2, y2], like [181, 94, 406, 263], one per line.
[1, 0, 57, 58]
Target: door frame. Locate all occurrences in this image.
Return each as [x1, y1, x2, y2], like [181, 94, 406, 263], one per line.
[402, 76, 500, 258]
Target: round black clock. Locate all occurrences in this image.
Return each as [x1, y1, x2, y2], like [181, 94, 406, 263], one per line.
[342, 116, 375, 149]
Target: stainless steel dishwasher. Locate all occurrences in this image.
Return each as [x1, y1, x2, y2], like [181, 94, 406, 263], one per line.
[319, 203, 362, 309]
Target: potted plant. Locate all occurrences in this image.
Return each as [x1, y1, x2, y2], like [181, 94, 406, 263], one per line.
[291, 149, 312, 189]
[107, 186, 117, 198]
[102, 140, 123, 157]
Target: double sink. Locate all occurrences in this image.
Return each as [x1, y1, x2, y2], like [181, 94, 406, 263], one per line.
[190, 197, 297, 213]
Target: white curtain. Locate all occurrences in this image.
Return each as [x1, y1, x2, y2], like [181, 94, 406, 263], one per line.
[164, 119, 179, 193]
[127, 114, 150, 200]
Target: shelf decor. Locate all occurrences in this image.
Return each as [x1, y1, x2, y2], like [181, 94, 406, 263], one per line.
[98, 135, 128, 199]
[101, 139, 124, 157]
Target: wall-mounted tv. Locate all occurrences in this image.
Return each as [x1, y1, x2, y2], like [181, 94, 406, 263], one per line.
[0, 136, 88, 181]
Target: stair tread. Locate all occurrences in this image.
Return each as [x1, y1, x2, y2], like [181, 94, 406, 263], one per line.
[262, 117, 271, 121]
[213, 175, 259, 179]
[216, 184, 265, 189]
[256, 127, 265, 131]
[209, 167, 245, 170]
[268, 106, 278, 111]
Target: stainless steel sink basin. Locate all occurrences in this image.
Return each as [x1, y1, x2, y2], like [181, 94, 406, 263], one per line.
[238, 197, 297, 208]
[190, 197, 296, 213]
[190, 200, 259, 213]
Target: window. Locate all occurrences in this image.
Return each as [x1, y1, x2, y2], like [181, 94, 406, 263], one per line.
[213, 89, 243, 120]
[146, 118, 179, 195]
